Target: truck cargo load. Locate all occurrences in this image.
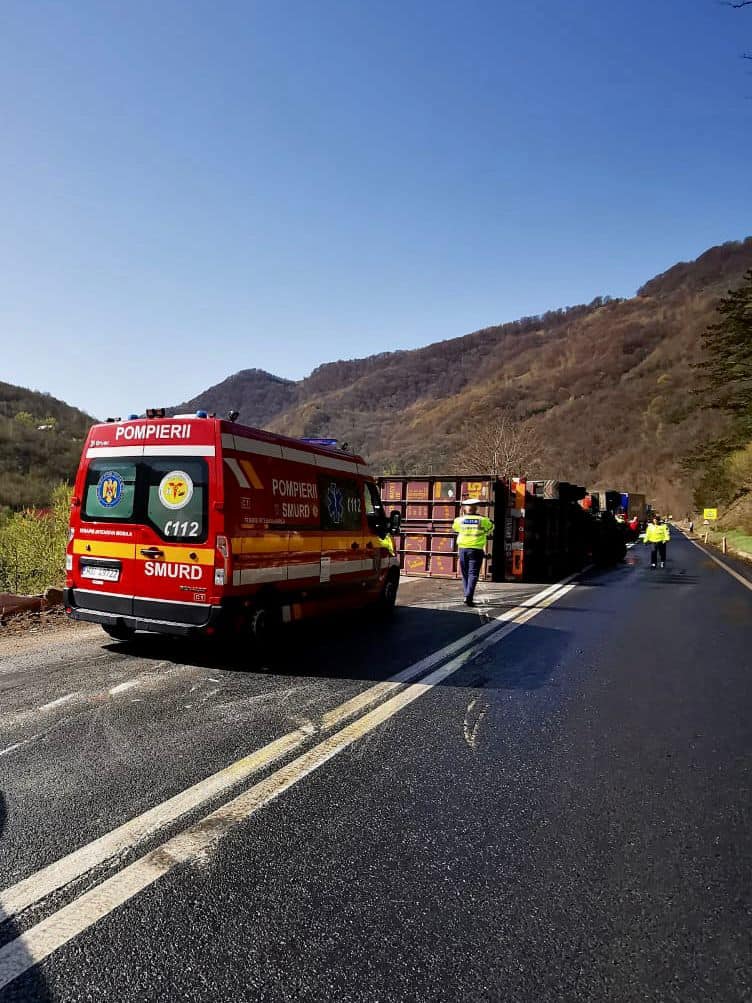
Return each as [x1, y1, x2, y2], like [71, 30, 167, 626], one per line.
[378, 475, 593, 583]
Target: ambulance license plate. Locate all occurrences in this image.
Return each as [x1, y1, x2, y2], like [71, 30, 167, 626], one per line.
[82, 566, 120, 582]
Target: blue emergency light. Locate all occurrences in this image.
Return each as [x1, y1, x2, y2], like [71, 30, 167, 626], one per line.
[301, 437, 339, 448]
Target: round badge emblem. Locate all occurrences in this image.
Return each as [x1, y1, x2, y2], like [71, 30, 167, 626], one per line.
[158, 470, 194, 511]
[96, 470, 124, 509]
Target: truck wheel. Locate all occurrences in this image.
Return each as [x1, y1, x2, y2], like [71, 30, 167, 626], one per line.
[102, 624, 135, 642]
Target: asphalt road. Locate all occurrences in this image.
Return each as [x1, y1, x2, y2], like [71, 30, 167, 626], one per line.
[0, 532, 750, 1002]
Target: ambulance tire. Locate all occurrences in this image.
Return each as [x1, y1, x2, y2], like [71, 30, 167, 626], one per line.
[101, 624, 136, 642]
[377, 570, 400, 614]
[248, 599, 280, 659]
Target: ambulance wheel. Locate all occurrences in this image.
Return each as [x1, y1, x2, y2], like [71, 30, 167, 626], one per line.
[102, 624, 135, 642]
[248, 600, 280, 657]
[377, 571, 399, 613]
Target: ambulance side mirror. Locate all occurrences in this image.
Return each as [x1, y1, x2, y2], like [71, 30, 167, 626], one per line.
[389, 511, 401, 533]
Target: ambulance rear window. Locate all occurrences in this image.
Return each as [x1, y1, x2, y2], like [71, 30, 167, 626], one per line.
[144, 458, 208, 542]
[81, 456, 208, 542]
[83, 460, 137, 520]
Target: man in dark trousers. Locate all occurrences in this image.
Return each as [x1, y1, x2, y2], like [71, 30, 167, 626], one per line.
[644, 514, 670, 568]
[452, 498, 494, 606]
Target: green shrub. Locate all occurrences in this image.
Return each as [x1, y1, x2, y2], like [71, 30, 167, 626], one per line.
[0, 484, 71, 594]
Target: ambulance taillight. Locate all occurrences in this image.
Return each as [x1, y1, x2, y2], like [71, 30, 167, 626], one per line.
[65, 526, 74, 575]
[215, 534, 231, 587]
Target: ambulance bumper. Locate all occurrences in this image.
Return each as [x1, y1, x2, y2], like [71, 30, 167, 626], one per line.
[64, 589, 224, 636]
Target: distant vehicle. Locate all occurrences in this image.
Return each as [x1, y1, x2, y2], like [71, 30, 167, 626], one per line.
[597, 490, 623, 514]
[626, 492, 648, 528]
[65, 413, 401, 644]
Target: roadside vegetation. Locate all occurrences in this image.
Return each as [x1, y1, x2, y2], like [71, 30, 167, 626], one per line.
[1, 238, 751, 551]
[0, 485, 71, 595]
[690, 266, 752, 534]
[0, 381, 92, 510]
[702, 528, 752, 558]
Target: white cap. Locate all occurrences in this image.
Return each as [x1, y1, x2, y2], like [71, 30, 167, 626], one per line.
[462, 497, 481, 506]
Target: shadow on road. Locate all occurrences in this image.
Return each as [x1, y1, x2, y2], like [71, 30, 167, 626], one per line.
[0, 792, 53, 1002]
[640, 569, 698, 585]
[101, 602, 573, 693]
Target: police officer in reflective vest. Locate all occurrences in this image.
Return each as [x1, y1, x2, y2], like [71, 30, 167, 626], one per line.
[644, 514, 670, 568]
[453, 498, 494, 606]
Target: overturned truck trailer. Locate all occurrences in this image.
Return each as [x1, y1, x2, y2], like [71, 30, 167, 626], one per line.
[378, 475, 591, 583]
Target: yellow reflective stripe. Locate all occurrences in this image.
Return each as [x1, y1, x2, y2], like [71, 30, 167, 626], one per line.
[289, 535, 324, 554]
[323, 534, 362, 549]
[229, 534, 362, 555]
[73, 540, 136, 559]
[135, 546, 214, 565]
[231, 534, 289, 555]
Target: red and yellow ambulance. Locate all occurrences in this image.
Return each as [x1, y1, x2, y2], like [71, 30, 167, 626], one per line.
[65, 414, 401, 642]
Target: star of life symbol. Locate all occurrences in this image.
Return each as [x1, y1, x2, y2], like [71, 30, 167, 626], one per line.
[326, 483, 344, 524]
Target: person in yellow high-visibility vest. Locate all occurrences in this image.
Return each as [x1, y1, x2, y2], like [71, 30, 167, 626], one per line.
[378, 531, 395, 557]
[644, 515, 670, 568]
[452, 498, 494, 606]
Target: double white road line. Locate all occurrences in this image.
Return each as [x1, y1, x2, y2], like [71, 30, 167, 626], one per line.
[0, 573, 579, 991]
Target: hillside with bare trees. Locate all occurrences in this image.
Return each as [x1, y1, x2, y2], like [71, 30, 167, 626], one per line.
[175, 237, 752, 512]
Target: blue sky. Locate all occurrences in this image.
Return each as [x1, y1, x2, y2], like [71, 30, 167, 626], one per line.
[1, 0, 750, 419]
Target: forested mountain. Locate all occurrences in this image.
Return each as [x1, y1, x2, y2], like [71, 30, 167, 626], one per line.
[172, 369, 296, 427]
[0, 383, 94, 510]
[6, 237, 751, 513]
[177, 237, 752, 513]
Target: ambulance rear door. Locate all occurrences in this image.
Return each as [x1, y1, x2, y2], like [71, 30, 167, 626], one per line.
[131, 452, 217, 624]
[74, 454, 143, 618]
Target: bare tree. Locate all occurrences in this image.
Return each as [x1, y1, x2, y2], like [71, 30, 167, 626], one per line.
[455, 409, 545, 479]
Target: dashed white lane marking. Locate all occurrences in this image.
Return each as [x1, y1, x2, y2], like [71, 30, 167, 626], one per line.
[39, 693, 79, 712]
[0, 736, 40, 758]
[108, 680, 140, 696]
[0, 725, 315, 922]
[0, 570, 581, 924]
[320, 572, 580, 732]
[689, 537, 752, 593]
[0, 578, 578, 991]
[0, 573, 581, 990]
